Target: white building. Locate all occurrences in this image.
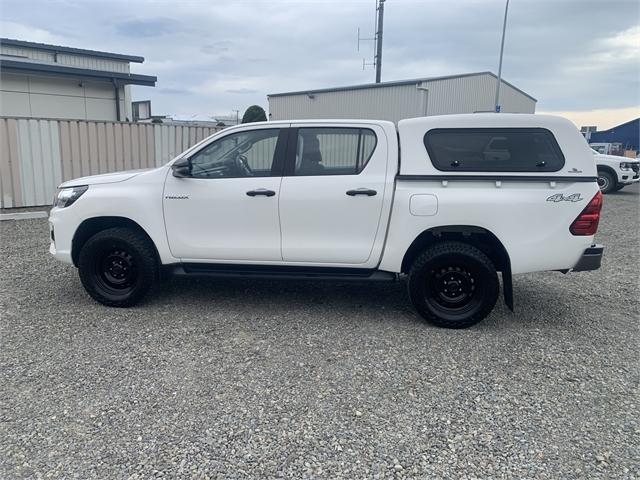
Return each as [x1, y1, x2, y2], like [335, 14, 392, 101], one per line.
[0, 38, 156, 121]
[268, 72, 536, 123]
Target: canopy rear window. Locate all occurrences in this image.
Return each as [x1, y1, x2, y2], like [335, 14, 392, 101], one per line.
[424, 128, 565, 172]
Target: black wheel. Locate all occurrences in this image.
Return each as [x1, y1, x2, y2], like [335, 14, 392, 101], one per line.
[408, 242, 499, 329]
[597, 170, 615, 194]
[612, 184, 625, 192]
[78, 227, 157, 307]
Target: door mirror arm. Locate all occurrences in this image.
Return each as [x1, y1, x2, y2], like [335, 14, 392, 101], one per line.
[172, 157, 192, 178]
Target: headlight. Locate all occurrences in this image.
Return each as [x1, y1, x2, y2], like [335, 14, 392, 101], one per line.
[54, 186, 88, 208]
[620, 162, 631, 170]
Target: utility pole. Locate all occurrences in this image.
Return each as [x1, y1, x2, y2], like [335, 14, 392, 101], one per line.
[375, 0, 385, 83]
[494, 0, 509, 113]
[358, 0, 386, 83]
[232, 109, 240, 124]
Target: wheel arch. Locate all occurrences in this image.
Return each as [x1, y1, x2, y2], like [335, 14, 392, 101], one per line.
[71, 216, 160, 267]
[400, 225, 513, 310]
[596, 164, 618, 180]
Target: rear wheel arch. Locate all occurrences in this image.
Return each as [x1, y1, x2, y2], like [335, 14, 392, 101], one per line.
[401, 226, 511, 274]
[408, 241, 500, 328]
[401, 225, 513, 310]
[72, 216, 160, 268]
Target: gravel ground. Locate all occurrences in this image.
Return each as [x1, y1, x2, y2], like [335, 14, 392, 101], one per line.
[1, 185, 638, 479]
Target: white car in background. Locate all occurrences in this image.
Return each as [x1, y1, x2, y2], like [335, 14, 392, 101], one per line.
[592, 148, 640, 193]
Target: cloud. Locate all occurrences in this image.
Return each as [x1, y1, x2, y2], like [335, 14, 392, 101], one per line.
[158, 88, 193, 95]
[538, 106, 639, 131]
[115, 18, 179, 38]
[225, 88, 259, 94]
[0, 20, 63, 43]
[1, 0, 639, 119]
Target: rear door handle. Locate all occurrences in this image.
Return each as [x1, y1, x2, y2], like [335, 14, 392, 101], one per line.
[346, 188, 377, 197]
[246, 189, 276, 197]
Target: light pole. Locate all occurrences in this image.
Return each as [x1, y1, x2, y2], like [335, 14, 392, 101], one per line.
[375, 0, 385, 83]
[494, 0, 510, 113]
[232, 109, 240, 125]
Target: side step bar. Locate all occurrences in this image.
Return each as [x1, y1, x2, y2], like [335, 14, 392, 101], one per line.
[171, 263, 398, 282]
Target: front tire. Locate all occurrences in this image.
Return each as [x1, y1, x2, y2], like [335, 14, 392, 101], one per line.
[408, 242, 499, 329]
[597, 170, 616, 194]
[78, 227, 157, 307]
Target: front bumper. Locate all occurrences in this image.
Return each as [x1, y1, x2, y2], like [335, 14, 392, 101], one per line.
[48, 207, 76, 264]
[619, 174, 639, 185]
[619, 164, 640, 185]
[572, 244, 604, 272]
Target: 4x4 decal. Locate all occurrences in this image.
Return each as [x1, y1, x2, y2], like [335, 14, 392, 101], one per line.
[546, 193, 583, 203]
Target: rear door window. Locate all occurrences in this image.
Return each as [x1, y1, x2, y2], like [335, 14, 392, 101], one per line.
[293, 128, 377, 176]
[424, 128, 565, 172]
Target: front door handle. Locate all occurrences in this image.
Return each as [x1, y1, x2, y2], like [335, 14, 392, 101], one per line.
[346, 188, 377, 197]
[246, 189, 276, 197]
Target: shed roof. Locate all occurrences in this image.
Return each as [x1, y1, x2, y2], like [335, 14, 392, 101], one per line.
[268, 71, 536, 102]
[0, 38, 145, 63]
[0, 56, 157, 86]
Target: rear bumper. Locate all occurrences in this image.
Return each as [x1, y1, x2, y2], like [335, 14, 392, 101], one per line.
[572, 244, 604, 272]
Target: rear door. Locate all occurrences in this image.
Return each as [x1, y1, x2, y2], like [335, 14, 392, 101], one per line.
[278, 123, 389, 266]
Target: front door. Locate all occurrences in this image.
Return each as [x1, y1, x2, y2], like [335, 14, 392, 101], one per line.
[278, 125, 388, 265]
[163, 127, 286, 261]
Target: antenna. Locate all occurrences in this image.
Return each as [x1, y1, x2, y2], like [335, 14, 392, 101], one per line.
[357, 0, 386, 82]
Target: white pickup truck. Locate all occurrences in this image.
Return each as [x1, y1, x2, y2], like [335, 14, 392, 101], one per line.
[49, 114, 604, 328]
[592, 148, 640, 193]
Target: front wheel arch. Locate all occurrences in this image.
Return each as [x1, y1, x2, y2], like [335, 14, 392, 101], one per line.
[596, 165, 618, 193]
[72, 216, 160, 269]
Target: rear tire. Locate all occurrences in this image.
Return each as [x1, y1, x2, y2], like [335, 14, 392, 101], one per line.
[408, 242, 499, 329]
[78, 227, 157, 307]
[597, 170, 615, 194]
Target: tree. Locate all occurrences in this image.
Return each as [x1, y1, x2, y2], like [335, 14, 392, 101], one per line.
[241, 105, 267, 123]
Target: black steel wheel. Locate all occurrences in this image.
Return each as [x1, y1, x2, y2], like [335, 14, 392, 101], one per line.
[408, 241, 499, 328]
[95, 248, 138, 296]
[78, 227, 157, 307]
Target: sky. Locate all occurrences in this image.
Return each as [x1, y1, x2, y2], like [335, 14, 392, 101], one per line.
[1, 0, 638, 129]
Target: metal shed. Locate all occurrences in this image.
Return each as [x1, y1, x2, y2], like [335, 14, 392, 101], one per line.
[268, 72, 536, 123]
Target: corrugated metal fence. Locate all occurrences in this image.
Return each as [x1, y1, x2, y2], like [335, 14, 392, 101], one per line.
[0, 117, 222, 208]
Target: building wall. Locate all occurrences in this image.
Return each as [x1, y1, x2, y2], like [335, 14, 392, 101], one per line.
[0, 72, 126, 121]
[269, 83, 425, 122]
[0, 117, 223, 208]
[0, 44, 130, 73]
[268, 74, 536, 123]
[424, 73, 535, 116]
[588, 118, 639, 151]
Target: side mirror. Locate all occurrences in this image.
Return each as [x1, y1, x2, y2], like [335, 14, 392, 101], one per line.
[172, 157, 192, 178]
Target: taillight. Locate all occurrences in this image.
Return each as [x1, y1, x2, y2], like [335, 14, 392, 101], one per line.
[570, 191, 603, 236]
